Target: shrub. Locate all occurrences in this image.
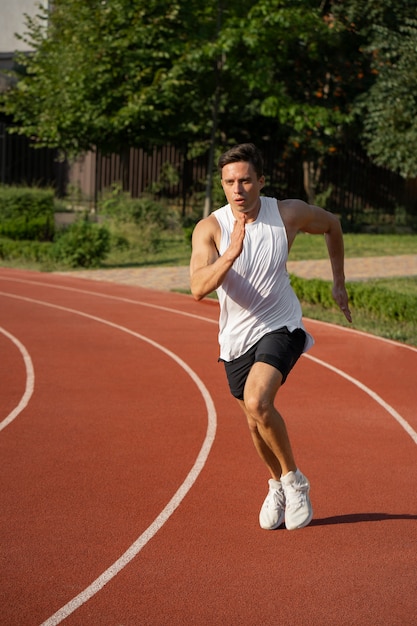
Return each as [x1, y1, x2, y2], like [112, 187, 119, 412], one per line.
[99, 185, 169, 228]
[0, 186, 55, 241]
[53, 218, 111, 268]
[0, 237, 54, 263]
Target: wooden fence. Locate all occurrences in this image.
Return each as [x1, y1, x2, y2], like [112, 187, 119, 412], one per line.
[1, 121, 416, 230]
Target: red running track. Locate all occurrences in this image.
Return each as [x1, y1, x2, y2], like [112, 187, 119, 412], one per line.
[1, 267, 416, 626]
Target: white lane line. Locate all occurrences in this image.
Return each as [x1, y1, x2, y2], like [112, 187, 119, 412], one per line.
[2, 274, 417, 353]
[42, 393, 216, 626]
[0, 326, 35, 432]
[0, 276, 214, 324]
[1, 286, 416, 445]
[0, 293, 217, 625]
[304, 353, 417, 445]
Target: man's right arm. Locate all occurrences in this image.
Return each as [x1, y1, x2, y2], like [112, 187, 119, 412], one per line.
[189, 214, 245, 301]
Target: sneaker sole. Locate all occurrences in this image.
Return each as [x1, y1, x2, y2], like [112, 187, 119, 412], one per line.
[259, 512, 285, 530]
[260, 520, 285, 530]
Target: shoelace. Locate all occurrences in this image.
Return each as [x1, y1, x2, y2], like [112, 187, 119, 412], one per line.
[285, 482, 307, 508]
[269, 487, 286, 509]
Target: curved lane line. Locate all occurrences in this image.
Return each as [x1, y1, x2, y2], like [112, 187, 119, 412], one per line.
[1, 286, 416, 445]
[1, 283, 416, 621]
[0, 326, 35, 432]
[1, 275, 417, 353]
[304, 353, 417, 445]
[0, 293, 217, 625]
[0, 277, 215, 325]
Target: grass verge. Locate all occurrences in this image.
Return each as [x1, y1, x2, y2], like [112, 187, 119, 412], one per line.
[300, 301, 417, 347]
[291, 273, 417, 347]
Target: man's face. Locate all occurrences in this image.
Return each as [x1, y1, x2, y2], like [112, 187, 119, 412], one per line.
[221, 161, 265, 217]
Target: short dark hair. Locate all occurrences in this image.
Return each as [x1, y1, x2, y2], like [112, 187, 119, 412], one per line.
[218, 143, 264, 179]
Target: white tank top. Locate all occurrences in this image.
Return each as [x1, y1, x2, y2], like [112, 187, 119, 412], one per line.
[213, 196, 314, 361]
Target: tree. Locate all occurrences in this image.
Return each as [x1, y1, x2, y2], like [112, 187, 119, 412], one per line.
[333, 0, 417, 179]
[3, 0, 416, 213]
[2, 0, 263, 199]
[217, 0, 372, 203]
[360, 19, 417, 178]
[1, 1, 221, 155]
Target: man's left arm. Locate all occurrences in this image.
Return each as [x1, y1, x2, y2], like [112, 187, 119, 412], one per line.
[281, 199, 352, 322]
[323, 214, 352, 322]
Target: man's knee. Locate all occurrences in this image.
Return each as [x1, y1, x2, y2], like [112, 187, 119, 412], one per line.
[244, 392, 273, 425]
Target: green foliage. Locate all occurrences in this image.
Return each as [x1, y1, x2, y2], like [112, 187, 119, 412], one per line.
[100, 188, 188, 261]
[341, 1, 417, 177]
[98, 185, 176, 256]
[0, 222, 112, 269]
[0, 0, 225, 155]
[0, 237, 54, 264]
[0, 215, 53, 241]
[361, 18, 417, 177]
[348, 283, 416, 322]
[290, 274, 417, 324]
[0, 1, 366, 165]
[223, 1, 364, 158]
[98, 185, 169, 228]
[106, 218, 165, 258]
[182, 214, 200, 247]
[0, 186, 55, 241]
[1, 0, 417, 207]
[53, 218, 111, 267]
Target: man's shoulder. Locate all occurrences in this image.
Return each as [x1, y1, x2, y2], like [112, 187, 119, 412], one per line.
[278, 198, 306, 211]
[193, 212, 221, 236]
[210, 203, 231, 225]
[212, 202, 229, 215]
[277, 198, 309, 224]
[262, 196, 302, 213]
[261, 196, 299, 221]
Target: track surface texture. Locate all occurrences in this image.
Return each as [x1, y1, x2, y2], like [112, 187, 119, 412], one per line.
[1, 267, 416, 626]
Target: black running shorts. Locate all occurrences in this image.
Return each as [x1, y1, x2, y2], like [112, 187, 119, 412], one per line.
[221, 326, 306, 400]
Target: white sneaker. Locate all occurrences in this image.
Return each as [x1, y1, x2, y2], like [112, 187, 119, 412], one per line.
[281, 469, 313, 530]
[259, 478, 286, 530]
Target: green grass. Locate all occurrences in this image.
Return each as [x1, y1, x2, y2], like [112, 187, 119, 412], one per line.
[297, 274, 417, 346]
[289, 232, 416, 260]
[367, 276, 417, 297]
[2, 228, 415, 270]
[102, 232, 192, 268]
[101, 230, 416, 268]
[300, 300, 417, 347]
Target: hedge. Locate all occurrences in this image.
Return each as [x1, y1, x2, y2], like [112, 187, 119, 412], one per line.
[0, 219, 111, 268]
[290, 275, 417, 323]
[0, 186, 55, 241]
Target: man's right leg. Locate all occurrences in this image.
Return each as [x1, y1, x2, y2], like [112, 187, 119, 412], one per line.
[237, 399, 286, 530]
[241, 361, 297, 476]
[238, 362, 312, 531]
[237, 399, 283, 479]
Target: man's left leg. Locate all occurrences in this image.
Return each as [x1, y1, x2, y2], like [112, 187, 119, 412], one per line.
[242, 361, 313, 530]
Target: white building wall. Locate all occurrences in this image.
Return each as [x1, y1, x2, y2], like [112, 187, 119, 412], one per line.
[1, 0, 49, 53]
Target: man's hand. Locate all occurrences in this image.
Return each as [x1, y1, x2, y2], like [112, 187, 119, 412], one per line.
[228, 212, 246, 261]
[190, 212, 246, 301]
[332, 284, 352, 322]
